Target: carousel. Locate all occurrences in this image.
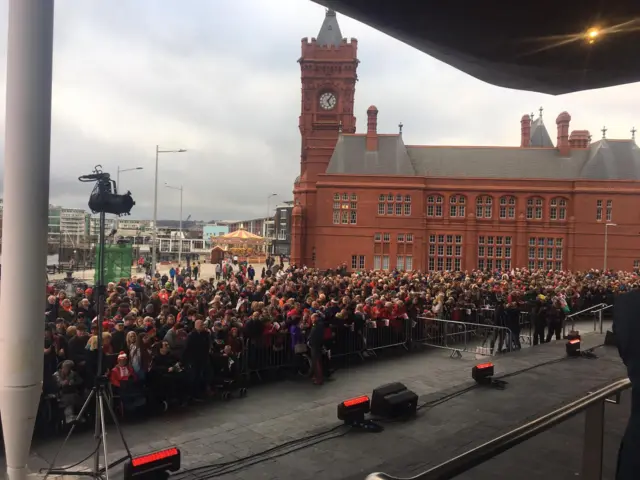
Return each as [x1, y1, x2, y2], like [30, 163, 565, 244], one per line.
[210, 228, 267, 264]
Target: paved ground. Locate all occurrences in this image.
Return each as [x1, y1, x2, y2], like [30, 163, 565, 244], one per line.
[48, 261, 270, 282]
[12, 324, 625, 480]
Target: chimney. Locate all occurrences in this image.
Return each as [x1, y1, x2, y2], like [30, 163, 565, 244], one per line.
[520, 114, 531, 147]
[366, 105, 379, 151]
[569, 130, 590, 149]
[556, 111, 571, 156]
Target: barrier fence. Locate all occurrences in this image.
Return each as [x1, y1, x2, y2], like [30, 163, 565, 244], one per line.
[239, 311, 533, 380]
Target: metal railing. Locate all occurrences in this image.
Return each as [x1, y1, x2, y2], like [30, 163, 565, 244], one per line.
[590, 305, 613, 334]
[365, 377, 631, 480]
[414, 317, 516, 358]
[563, 303, 608, 337]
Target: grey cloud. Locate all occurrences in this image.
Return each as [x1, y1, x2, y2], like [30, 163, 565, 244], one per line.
[0, 0, 638, 222]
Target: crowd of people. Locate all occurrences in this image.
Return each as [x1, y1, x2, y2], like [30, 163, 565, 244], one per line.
[42, 259, 627, 427]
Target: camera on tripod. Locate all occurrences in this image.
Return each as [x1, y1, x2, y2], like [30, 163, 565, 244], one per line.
[79, 165, 135, 216]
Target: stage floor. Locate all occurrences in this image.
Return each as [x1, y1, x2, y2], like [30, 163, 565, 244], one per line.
[13, 329, 629, 480]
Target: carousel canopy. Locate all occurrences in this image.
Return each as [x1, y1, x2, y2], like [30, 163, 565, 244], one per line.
[218, 228, 264, 243]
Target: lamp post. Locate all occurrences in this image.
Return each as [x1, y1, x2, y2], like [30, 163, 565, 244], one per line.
[116, 165, 143, 193]
[603, 222, 617, 271]
[115, 166, 143, 233]
[151, 146, 186, 277]
[266, 193, 277, 255]
[165, 183, 183, 265]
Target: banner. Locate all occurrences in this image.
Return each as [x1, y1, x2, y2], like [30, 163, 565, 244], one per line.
[94, 243, 133, 284]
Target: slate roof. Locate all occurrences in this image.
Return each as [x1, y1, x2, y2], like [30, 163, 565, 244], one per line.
[529, 117, 554, 148]
[316, 9, 343, 47]
[324, 134, 640, 181]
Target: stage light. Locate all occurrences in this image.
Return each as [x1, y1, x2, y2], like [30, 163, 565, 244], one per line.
[585, 27, 600, 44]
[124, 447, 181, 480]
[472, 362, 495, 383]
[337, 395, 370, 423]
[566, 338, 581, 357]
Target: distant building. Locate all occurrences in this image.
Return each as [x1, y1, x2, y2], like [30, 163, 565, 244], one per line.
[272, 202, 293, 256]
[203, 224, 230, 246]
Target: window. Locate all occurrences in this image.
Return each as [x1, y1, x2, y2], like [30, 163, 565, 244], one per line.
[373, 255, 381, 270]
[526, 197, 544, 220]
[529, 237, 563, 269]
[476, 196, 493, 219]
[449, 195, 466, 217]
[382, 255, 390, 270]
[383, 233, 391, 242]
[478, 235, 511, 270]
[374, 233, 382, 242]
[334, 192, 357, 225]
[429, 233, 462, 271]
[499, 196, 516, 219]
[406, 256, 413, 271]
[406, 233, 414, 243]
[550, 197, 567, 221]
[396, 256, 405, 270]
[359, 255, 365, 269]
[606, 200, 613, 221]
[634, 260, 640, 269]
[379, 193, 411, 216]
[427, 194, 444, 217]
[397, 234, 405, 242]
[596, 199, 602, 221]
[351, 255, 358, 269]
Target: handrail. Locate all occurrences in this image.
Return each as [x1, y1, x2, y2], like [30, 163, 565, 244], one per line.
[590, 304, 613, 334]
[566, 303, 607, 319]
[564, 303, 608, 337]
[365, 378, 631, 480]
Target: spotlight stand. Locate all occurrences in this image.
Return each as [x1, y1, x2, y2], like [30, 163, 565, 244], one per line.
[44, 167, 134, 479]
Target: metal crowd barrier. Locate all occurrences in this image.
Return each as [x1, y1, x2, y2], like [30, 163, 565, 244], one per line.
[414, 317, 515, 358]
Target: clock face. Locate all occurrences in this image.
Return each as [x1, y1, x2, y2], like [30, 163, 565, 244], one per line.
[319, 92, 337, 110]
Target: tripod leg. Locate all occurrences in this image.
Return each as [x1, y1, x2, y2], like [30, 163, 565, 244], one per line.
[101, 387, 133, 457]
[46, 388, 98, 474]
[94, 388, 102, 475]
[98, 394, 110, 480]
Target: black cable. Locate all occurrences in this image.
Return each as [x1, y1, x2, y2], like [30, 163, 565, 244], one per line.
[171, 424, 349, 480]
[184, 428, 352, 480]
[40, 439, 102, 477]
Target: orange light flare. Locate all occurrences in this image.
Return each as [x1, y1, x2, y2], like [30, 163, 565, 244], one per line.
[518, 18, 640, 57]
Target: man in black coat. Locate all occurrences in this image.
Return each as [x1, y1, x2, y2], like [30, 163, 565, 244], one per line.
[308, 313, 325, 385]
[184, 319, 212, 400]
[613, 289, 640, 479]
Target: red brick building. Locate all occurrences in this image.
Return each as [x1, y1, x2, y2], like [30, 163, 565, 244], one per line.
[291, 10, 640, 272]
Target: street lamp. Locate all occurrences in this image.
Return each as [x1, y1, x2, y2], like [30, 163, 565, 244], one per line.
[151, 146, 186, 277]
[266, 193, 277, 255]
[603, 223, 617, 271]
[115, 166, 143, 233]
[165, 183, 184, 265]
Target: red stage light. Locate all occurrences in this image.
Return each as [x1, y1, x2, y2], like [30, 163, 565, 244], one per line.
[125, 447, 181, 480]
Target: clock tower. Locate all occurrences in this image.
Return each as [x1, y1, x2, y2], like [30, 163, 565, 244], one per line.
[291, 9, 358, 266]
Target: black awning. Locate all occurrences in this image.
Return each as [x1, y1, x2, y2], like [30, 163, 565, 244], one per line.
[314, 0, 640, 95]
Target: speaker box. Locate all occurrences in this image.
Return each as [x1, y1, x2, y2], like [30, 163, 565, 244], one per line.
[604, 330, 617, 347]
[371, 382, 418, 418]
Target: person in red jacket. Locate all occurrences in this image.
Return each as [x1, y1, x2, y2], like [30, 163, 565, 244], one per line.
[110, 351, 137, 388]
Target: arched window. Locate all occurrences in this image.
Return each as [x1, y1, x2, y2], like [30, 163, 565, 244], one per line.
[526, 197, 544, 220]
[475, 195, 493, 219]
[426, 194, 444, 217]
[499, 196, 516, 219]
[449, 194, 466, 218]
[549, 197, 567, 221]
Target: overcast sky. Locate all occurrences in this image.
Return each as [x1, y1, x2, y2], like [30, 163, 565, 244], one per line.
[0, 1, 638, 222]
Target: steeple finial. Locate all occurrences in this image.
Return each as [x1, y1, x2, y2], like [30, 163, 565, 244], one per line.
[317, 8, 343, 46]
[398, 122, 403, 134]
[601, 126, 607, 139]
[530, 112, 534, 121]
[338, 121, 343, 133]
[632, 126, 637, 141]
[539, 106, 543, 118]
